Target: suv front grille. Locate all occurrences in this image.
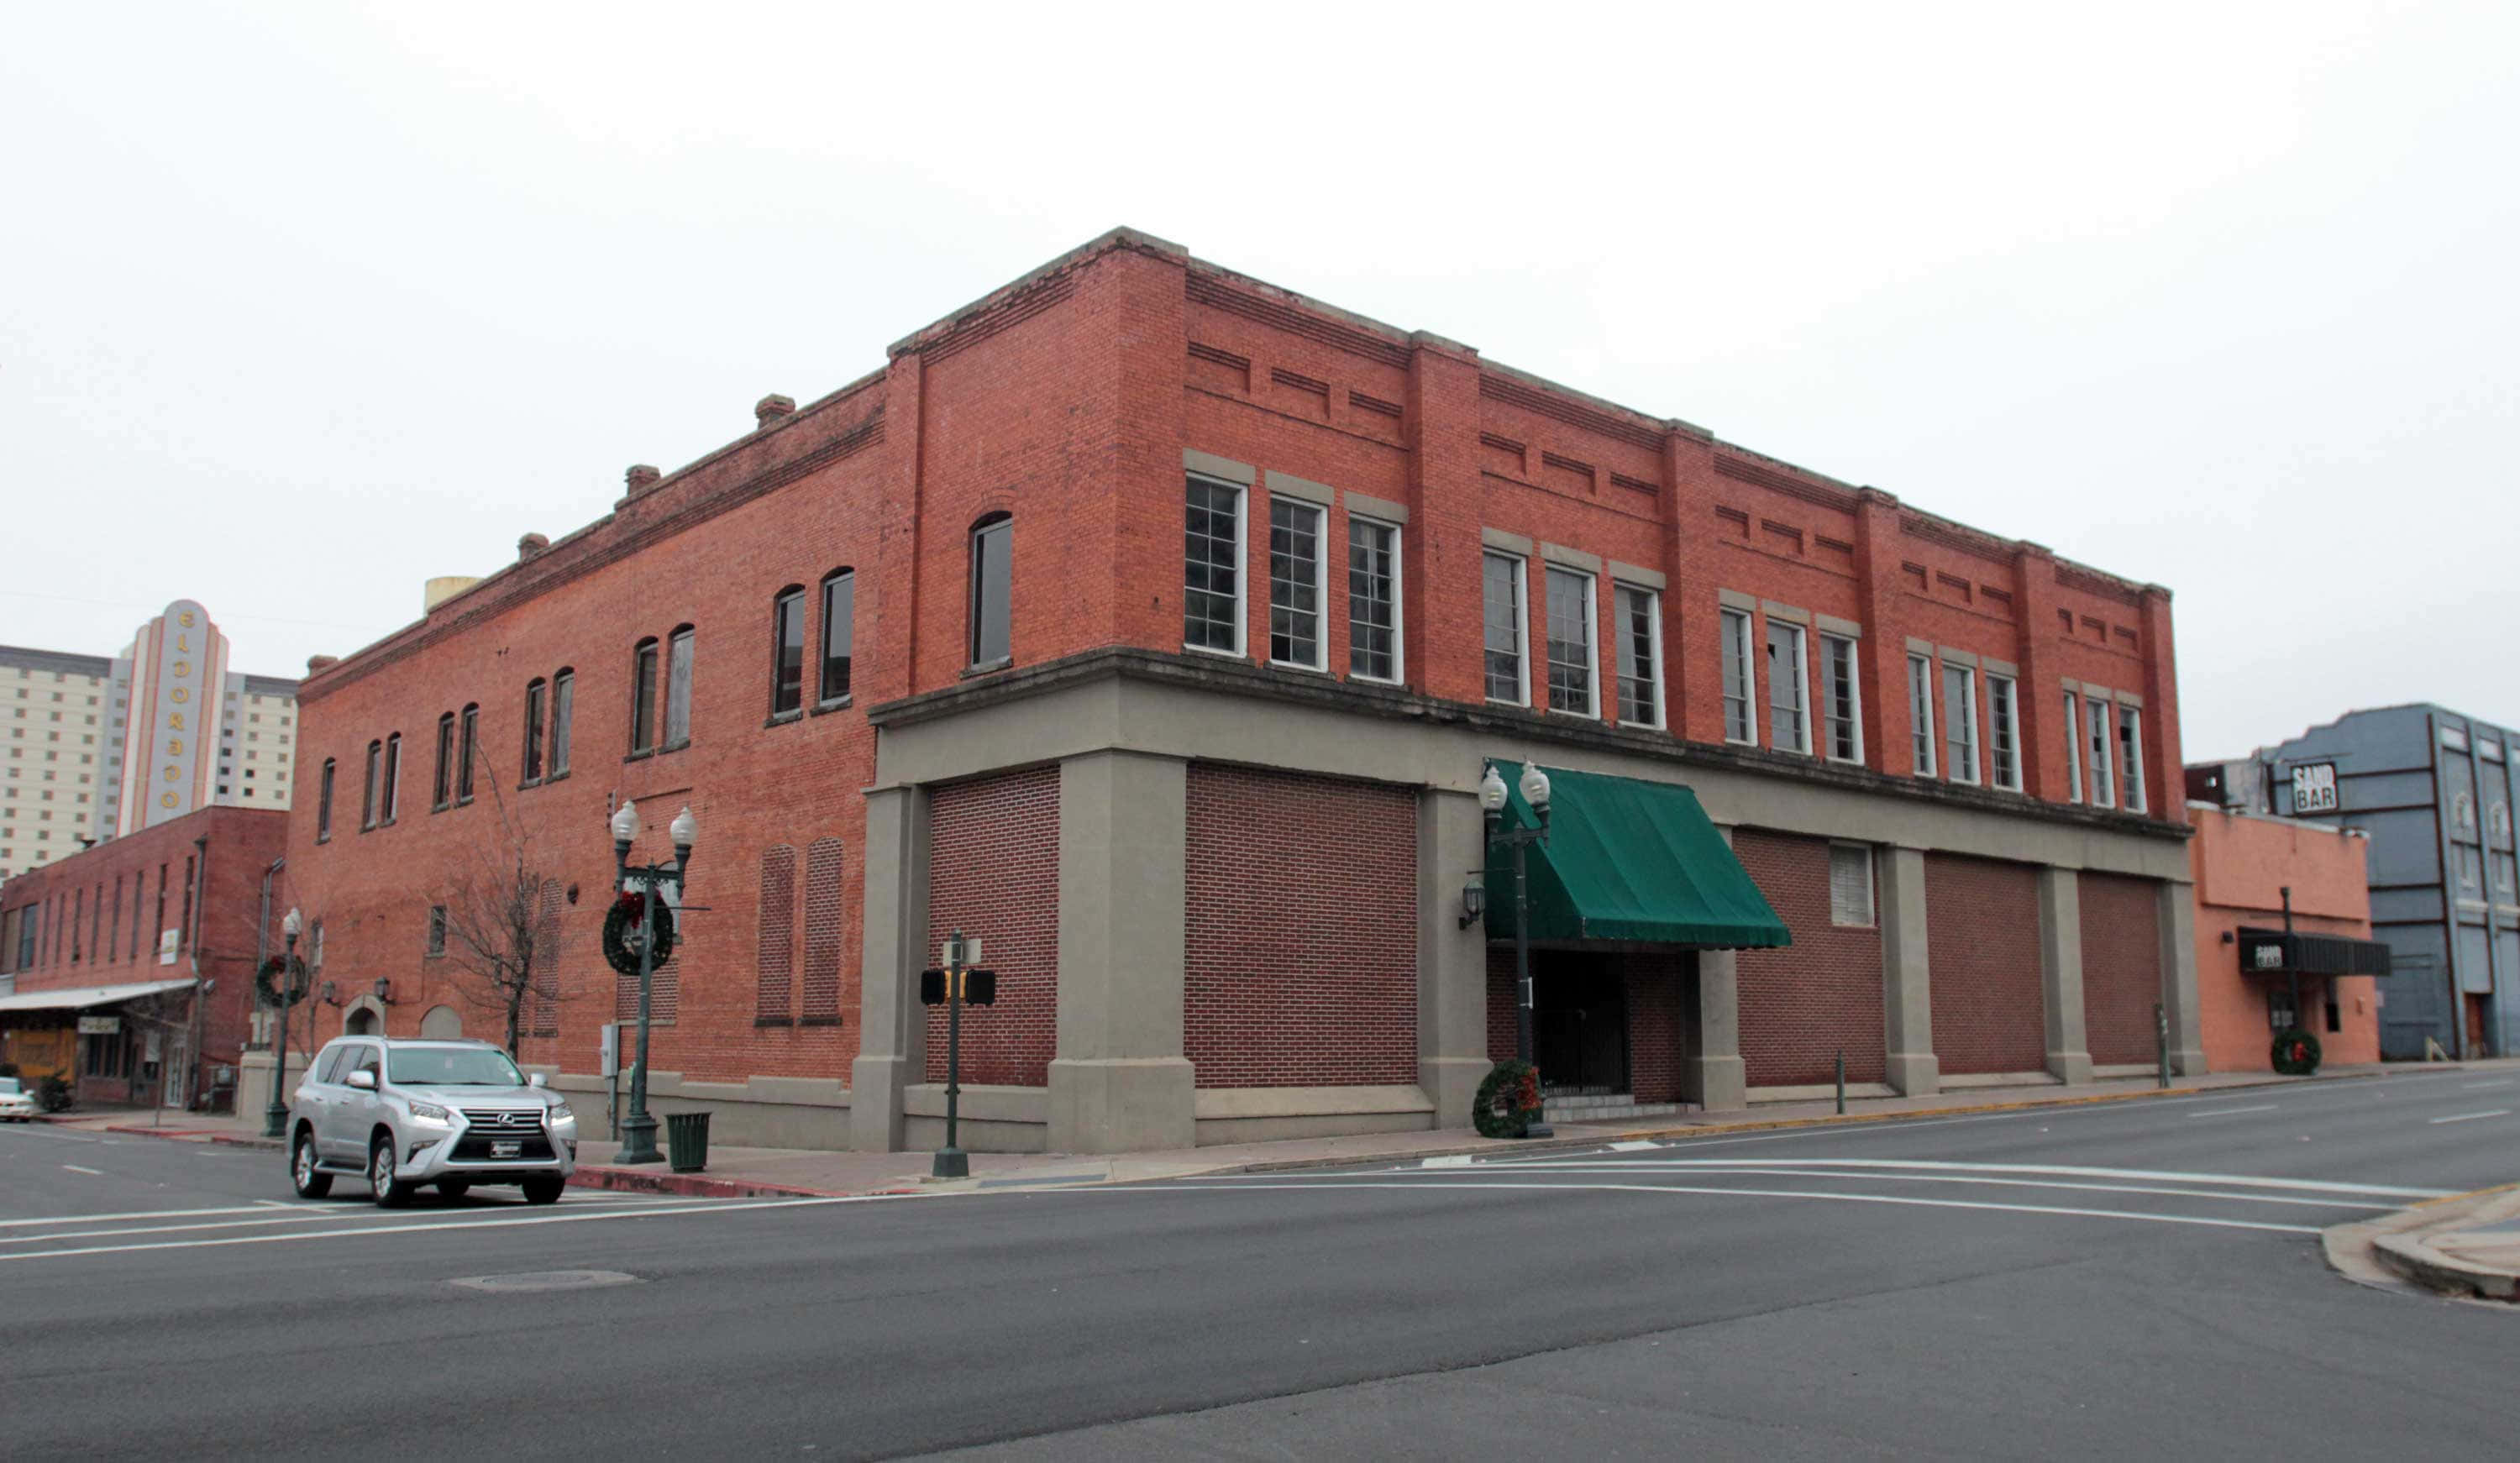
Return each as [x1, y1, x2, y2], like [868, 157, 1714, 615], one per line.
[452, 1109, 555, 1162]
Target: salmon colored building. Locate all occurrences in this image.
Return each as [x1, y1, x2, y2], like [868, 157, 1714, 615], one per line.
[2187, 804, 2385, 1072]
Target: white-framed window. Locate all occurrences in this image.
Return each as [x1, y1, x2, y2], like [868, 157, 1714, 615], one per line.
[2086, 695, 2116, 809]
[1184, 474, 1246, 656]
[1611, 583, 1662, 728]
[1347, 517, 1402, 684]
[1267, 498, 1327, 670]
[1829, 844, 1876, 927]
[1482, 553, 1529, 705]
[1542, 566, 1598, 717]
[2116, 703, 2147, 813]
[1719, 607, 1757, 745]
[2062, 690, 2084, 803]
[1942, 663, 1980, 784]
[1820, 632, 1862, 765]
[1907, 653, 1936, 777]
[1767, 621, 1810, 754]
[1987, 674, 2021, 792]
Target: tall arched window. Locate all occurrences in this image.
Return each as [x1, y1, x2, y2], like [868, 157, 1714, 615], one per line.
[380, 733, 402, 824]
[317, 758, 336, 841]
[664, 624, 695, 747]
[433, 711, 456, 809]
[456, 703, 480, 801]
[549, 668, 574, 776]
[769, 587, 806, 717]
[820, 568, 855, 705]
[631, 637, 660, 752]
[361, 740, 382, 830]
[969, 513, 1012, 669]
[522, 678, 548, 781]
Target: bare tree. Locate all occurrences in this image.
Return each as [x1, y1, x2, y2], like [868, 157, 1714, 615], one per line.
[435, 751, 575, 1056]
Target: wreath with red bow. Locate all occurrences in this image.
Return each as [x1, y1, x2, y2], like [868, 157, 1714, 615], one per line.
[601, 889, 677, 978]
[2271, 1026, 2322, 1077]
[255, 953, 311, 1009]
[1473, 1057, 1546, 1140]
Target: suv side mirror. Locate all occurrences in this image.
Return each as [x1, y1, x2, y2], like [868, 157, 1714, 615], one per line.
[346, 1070, 377, 1091]
[528, 1072, 548, 1088]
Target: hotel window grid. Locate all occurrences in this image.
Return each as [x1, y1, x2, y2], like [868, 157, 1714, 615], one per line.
[1183, 477, 1243, 655]
[1766, 621, 1809, 753]
[631, 638, 660, 752]
[456, 704, 478, 802]
[1268, 499, 1326, 670]
[1942, 663, 1980, 784]
[820, 570, 854, 704]
[771, 586, 806, 716]
[2085, 696, 2116, 808]
[1719, 607, 1756, 744]
[968, 516, 1013, 668]
[664, 627, 694, 746]
[433, 712, 455, 809]
[1988, 674, 2021, 792]
[1612, 583, 1661, 728]
[549, 670, 573, 777]
[1544, 566, 1597, 717]
[1347, 519, 1400, 683]
[1820, 633, 1862, 764]
[1482, 553, 1529, 705]
[1906, 654, 1936, 777]
[522, 679, 547, 781]
[2116, 704, 2146, 812]
[2061, 690, 2084, 802]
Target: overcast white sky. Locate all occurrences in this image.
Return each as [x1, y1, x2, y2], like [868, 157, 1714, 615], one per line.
[3, 3, 2512, 759]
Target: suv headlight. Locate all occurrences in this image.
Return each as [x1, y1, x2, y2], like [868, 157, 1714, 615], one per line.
[405, 1099, 453, 1125]
[544, 1102, 575, 1126]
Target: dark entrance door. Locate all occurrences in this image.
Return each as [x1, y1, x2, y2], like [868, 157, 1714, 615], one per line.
[1534, 954, 1628, 1093]
[2466, 994, 2492, 1057]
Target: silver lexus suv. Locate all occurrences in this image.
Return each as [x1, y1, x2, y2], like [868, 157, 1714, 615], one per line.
[287, 1036, 579, 1206]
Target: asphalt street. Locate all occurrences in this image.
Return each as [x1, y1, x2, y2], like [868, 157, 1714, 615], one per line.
[3, 1069, 2514, 1460]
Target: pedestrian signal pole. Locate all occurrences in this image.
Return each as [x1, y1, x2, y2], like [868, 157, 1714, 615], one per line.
[921, 931, 997, 1179]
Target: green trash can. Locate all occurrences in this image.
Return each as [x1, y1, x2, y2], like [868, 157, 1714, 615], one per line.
[664, 1110, 711, 1173]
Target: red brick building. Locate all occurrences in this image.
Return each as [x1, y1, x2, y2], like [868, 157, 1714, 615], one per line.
[0, 805, 285, 1109]
[261, 228, 2200, 1152]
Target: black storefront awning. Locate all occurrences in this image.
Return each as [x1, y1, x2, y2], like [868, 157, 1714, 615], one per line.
[2236, 928, 2391, 978]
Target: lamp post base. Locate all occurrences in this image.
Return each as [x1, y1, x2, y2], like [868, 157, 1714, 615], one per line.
[614, 1113, 663, 1165]
[262, 1101, 288, 1141]
[932, 1146, 969, 1180]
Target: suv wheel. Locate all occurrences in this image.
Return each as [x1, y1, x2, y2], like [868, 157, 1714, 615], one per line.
[370, 1135, 414, 1208]
[291, 1130, 333, 1199]
[520, 1175, 565, 1206]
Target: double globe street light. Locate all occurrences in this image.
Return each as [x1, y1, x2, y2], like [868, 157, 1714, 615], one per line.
[611, 800, 696, 1166]
[1478, 761, 1554, 1139]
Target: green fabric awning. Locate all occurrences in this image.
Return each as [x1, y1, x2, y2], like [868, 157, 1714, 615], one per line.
[1483, 763, 1791, 949]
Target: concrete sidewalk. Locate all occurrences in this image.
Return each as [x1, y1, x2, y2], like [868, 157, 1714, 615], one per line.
[57, 1058, 2518, 1201]
[2329, 1184, 2520, 1303]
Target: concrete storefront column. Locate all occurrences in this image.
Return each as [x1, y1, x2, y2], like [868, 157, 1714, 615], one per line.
[2038, 867, 2095, 1084]
[1880, 845, 1940, 1095]
[850, 784, 930, 1152]
[1047, 750, 1195, 1153]
[2157, 879, 2208, 1075]
[1689, 949, 1747, 1111]
[1417, 789, 1489, 1127]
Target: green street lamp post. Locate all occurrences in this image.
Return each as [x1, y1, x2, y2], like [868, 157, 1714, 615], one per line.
[1480, 761, 1554, 1139]
[260, 906, 305, 1140]
[612, 800, 696, 1166]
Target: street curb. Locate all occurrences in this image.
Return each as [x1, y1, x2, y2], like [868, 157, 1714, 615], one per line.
[567, 1165, 916, 1201]
[2326, 1181, 2520, 1304]
[100, 1124, 282, 1151]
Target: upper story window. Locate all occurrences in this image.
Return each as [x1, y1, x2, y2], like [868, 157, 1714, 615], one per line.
[770, 587, 806, 716]
[820, 570, 854, 704]
[1184, 478, 1243, 655]
[631, 637, 660, 753]
[1820, 633, 1862, 764]
[2061, 690, 2084, 802]
[379, 732, 402, 824]
[1941, 663, 1979, 784]
[522, 679, 547, 781]
[2116, 703, 2146, 812]
[1988, 674, 2022, 792]
[549, 669, 574, 777]
[1719, 607, 1756, 745]
[1906, 654, 1936, 778]
[1482, 553, 1528, 705]
[361, 739, 381, 829]
[1611, 583, 1661, 729]
[1766, 621, 1809, 754]
[1268, 498, 1326, 671]
[969, 515, 1012, 669]
[456, 703, 480, 802]
[2085, 695, 2116, 808]
[317, 757, 335, 841]
[1543, 566, 1597, 717]
[1347, 520, 1400, 684]
[664, 627, 695, 747]
[433, 711, 455, 810]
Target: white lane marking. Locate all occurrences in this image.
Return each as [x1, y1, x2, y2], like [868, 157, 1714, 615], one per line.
[0, 1193, 894, 1264]
[2187, 1104, 2280, 1120]
[60, 1165, 102, 1176]
[1097, 1182, 2322, 1235]
[0, 1203, 323, 1229]
[1458, 1158, 2452, 1199]
[2460, 1080, 2513, 1090]
[2428, 1109, 2512, 1125]
[1420, 1156, 1473, 1169]
[0, 1211, 368, 1245]
[1608, 1140, 1660, 1152]
[1372, 1165, 2401, 1211]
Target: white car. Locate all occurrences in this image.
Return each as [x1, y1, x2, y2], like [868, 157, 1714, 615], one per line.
[0, 1076, 37, 1121]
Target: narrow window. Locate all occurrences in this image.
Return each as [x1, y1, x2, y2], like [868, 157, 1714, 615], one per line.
[2117, 704, 2146, 812]
[1907, 654, 1937, 777]
[969, 514, 1013, 667]
[1943, 663, 1979, 784]
[1544, 567, 1597, 716]
[71, 888, 83, 961]
[380, 732, 401, 822]
[1830, 845, 1876, 926]
[549, 670, 574, 776]
[664, 627, 694, 746]
[1820, 633, 1862, 764]
[361, 740, 381, 828]
[770, 587, 806, 716]
[1184, 478, 1243, 654]
[1268, 499, 1326, 669]
[427, 905, 447, 957]
[433, 712, 454, 809]
[1719, 607, 1756, 744]
[2086, 696, 2116, 808]
[318, 758, 335, 840]
[2062, 690, 2084, 802]
[522, 679, 546, 781]
[1767, 620, 1809, 753]
[2455, 843, 2481, 891]
[819, 571, 854, 704]
[1988, 674, 2021, 791]
[631, 638, 659, 752]
[108, 874, 122, 961]
[456, 704, 478, 801]
[1482, 553, 1528, 705]
[1347, 519, 1400, 682]
[1613, 584, 1661, 727]
[180, 854, 195, 946]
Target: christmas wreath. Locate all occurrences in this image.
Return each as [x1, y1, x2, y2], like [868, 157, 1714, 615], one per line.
[255, 953, 311, 1009]
[1473, 1057, 1546, 1140]
[601, 889, 677, 978]
[2271, 1026, 2322, 1077]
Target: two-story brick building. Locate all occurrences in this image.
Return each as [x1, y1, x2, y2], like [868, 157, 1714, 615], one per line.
[265, 228, 2199, 1153]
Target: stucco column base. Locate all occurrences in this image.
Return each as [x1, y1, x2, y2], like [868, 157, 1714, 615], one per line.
[1047, 1057, 1195, 1154]
[848, 1055, 914, 1152]
[1420, 1057, 1490, 1129]
[1886, 1052, 1940, 1096]
[1688, 1055, 1747, 1111]
[2170, 1046, 2209, 1078]
[2045, 1050, 2095, 1085]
